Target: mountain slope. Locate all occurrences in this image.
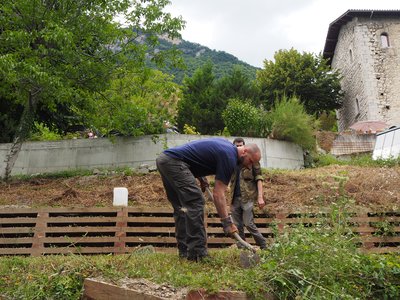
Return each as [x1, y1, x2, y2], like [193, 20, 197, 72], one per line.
[156, 36, 260, 83]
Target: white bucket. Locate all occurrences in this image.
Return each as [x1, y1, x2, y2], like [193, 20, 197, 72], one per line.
[113, 187, 128, 207]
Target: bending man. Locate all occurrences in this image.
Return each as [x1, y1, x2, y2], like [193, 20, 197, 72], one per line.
[156, 137, 261, 261]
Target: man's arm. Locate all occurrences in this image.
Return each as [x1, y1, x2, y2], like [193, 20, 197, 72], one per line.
[253, 162, 265, 209]
[256, 179, 265, 209]
[213, 179, 238, 236]
[213, 179, 229, 218]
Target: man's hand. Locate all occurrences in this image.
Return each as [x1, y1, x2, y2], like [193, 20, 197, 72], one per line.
[257, 197, 265, 210]
[221, 215, 238, 237]
[199, 177, 209, 192]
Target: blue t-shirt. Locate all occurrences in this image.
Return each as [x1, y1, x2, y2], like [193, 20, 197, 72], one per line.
[164, 138, 238, 185]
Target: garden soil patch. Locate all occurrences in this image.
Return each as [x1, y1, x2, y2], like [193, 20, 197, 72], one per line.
[1, 165, 399, 212]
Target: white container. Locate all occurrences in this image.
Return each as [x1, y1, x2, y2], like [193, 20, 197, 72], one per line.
[113, 187, 128, 207]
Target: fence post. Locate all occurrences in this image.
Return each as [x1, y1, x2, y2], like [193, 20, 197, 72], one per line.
[114, 208, 128, 254]
[32, 211, 47, 256]
[358, 212, 374, 251]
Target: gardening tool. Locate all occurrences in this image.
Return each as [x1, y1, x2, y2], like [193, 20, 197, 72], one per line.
[204, 186, 261, 268]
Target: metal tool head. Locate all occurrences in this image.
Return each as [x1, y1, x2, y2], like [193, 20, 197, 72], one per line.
[239, 251, 261, 268]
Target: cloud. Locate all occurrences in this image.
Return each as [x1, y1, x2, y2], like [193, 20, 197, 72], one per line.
[167, 0, 399, 67]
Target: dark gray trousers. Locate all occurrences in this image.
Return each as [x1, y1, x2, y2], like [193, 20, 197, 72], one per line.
[231, 197, 267, 249]
[156, 153, 207, 259]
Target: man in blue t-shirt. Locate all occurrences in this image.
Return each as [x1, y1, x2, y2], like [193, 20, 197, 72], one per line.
[156, 137, 261, 261]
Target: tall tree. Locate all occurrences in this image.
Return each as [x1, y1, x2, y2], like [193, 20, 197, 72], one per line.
[256, 48, 343, 115]
[0, 0, 184, 179]
[177, 64, 260, 134]
[176, 62, 220, 134]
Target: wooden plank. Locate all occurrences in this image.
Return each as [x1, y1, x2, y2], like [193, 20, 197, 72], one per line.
[41, 236, 120, 243]
[40, 247, 120, 254]
[127, 216, 175, 223]
[0, 248, 33, 255]
[32, 212, 47, 256]
[125, 227, 175, 233]
[0, 237, 34, 244]
[38, 226, 118, 233]
[0, 228, 35, 234]
[0, 218, 37, 224]
[127, 207, 173, 213]
[44, 216, 122, 223]
[83, 278, 167, 300]
[122, 237, 176, 243]
[360, 236, 400, 243]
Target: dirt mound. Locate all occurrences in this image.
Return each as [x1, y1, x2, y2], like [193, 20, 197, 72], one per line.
[0, 165, 399, 212]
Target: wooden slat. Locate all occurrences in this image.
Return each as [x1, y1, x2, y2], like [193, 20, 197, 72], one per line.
[123, 237, 176, 243]
[125, 227, 175, 233]
[0, 218, 37, 224]
[41, 236, 120, 243]
[127, 216, 175, 223]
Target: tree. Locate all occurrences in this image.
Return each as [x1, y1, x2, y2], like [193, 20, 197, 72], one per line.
[256, 48, 343, 115]
[0, 0, 184, 179]
[176, 62, 221, 134]
[177, 63, 260, 134]
[87, 68, 181, 136]
[222, 98, 270, 137]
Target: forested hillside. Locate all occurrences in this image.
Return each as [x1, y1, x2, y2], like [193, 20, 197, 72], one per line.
[154, 36, 259, 83]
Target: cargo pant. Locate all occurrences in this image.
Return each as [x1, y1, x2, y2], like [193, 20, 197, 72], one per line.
[231, 196, 267, 249]
[156, 153, 208, 260]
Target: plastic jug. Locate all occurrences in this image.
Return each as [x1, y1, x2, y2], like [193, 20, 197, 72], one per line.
[113, 187, 128, 207]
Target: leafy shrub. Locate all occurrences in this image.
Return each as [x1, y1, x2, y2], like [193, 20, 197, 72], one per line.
[29, 122, 62, 141]
[222, 98, 271, 137]
[315, 153, 400, 167]
[182, 124, 200, 135]
[269, 95, 316, 150]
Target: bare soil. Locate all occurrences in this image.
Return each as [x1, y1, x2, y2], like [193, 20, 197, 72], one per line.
[1, 165, 399, 212]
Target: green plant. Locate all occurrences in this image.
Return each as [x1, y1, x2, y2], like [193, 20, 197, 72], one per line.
[269, 95, 317, 150]
[182, 124, 200, 135]
[222, 98, 272, 137]
[29, 122, 62, 141]
[315, 153, 400, 168]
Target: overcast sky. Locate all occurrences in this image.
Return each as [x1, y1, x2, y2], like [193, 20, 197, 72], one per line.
[166, 0, 399, 68]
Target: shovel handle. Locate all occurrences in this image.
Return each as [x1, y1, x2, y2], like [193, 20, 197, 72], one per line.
[233, 232, 256, 253]
[204, 187, 256, 253]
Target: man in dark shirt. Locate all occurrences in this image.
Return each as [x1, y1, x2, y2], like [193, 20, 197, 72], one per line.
[156, 137, 261, 261]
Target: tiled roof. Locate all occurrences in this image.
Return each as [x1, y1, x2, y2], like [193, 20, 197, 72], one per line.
[330, 133, 376, 156]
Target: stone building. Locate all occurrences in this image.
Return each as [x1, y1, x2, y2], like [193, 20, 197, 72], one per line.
[323, 10, 400, 132]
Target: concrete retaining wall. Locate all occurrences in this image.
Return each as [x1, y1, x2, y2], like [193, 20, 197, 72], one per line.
[0, 134, 304, 178]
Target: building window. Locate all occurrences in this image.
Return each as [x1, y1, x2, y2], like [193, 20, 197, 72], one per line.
[349, 49, 353, 62]
[355, 98, 360, 117]
[381, 33, 389, 48]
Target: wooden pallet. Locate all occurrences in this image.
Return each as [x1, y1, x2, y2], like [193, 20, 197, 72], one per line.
[0, 207, 399, 255]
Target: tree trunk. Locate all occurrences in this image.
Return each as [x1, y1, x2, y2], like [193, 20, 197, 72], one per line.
[3, 93, 37, 180]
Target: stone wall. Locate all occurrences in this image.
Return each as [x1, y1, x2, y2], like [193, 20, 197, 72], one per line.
[332, 17, 400, 131]
[0, 135, 304, 178]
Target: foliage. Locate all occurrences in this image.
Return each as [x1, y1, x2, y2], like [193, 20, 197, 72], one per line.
[269, 95, 317, 150]
[155, 39, 259, 84]
[222, 98, 271, 137]
[86, 69, 181, 137]
[28, 122, 62, 141]
[0, 0, 185, 143]
[256, 48, 343, 115]
[182, 124, 200, 135]
[177, 63, 259, 135]
[317, 110, 338, 131]
[315, 153, 400, 168]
